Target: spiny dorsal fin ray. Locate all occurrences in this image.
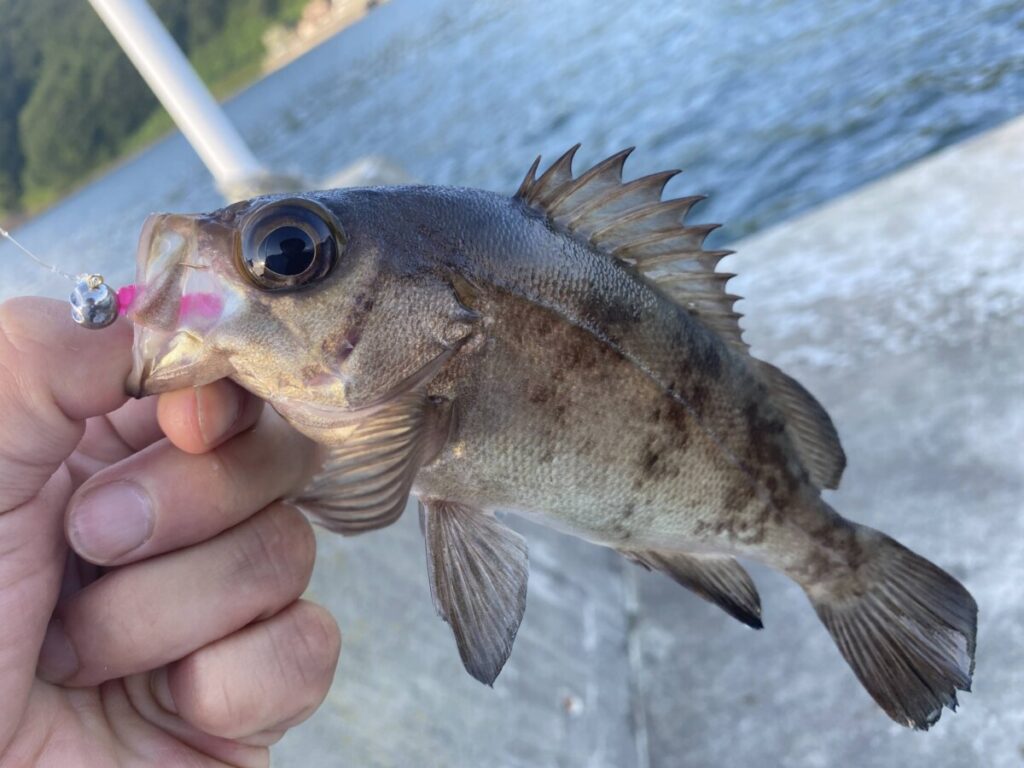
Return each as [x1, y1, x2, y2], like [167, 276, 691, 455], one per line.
[523, 144, 579, 206]
[542, 147, 634, 213]
[515, 155, 541, 199]
[563, 169, 680, 228]
[590, 196, 705, 247]
[515, 146, 846, 489]
[515, 146, 748, 353]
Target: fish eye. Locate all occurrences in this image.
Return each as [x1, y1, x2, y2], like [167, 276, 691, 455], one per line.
[239, 200, 344, 290]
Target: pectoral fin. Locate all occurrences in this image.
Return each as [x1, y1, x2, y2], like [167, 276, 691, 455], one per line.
[623, 549, 763, 629]
[420, 500, 529, 685]
[291, 393, 451, 534]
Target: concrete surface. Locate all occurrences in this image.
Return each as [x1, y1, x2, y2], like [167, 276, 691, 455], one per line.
[273, 116, 1024, 766]
[633, 114, 1024, 768]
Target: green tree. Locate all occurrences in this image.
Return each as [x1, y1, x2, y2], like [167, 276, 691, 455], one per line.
[0, 46, 25, 212]
[0, 0, 58, 212]
[0, 0, 310, 215]
[18, 8, 156, 200]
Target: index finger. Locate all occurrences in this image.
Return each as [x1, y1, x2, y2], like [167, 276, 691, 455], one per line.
[0, 297, 132, 514]
[0, 296, 131, 747]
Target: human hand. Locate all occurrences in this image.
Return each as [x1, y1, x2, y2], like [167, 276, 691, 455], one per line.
[0, 298, 340, 767]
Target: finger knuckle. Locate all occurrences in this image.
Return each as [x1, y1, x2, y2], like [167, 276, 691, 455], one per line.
[0, 300, 48, 379]
[284, 602, 341, 689]
[173, 654, 245, 737]
[233, 505, 316, 600]
[0, 299, 31, 355]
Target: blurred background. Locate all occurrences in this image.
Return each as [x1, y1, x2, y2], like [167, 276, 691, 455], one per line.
[1, 1, 1022, 766]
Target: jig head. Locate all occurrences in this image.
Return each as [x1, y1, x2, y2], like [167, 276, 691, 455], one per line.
[1, 226, 122, 329]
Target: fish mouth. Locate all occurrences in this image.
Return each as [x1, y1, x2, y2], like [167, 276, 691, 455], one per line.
[126, 213, 234, 397]
[127, 327, 213, 397]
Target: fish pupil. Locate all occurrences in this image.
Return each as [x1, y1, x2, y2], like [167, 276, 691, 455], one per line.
[239, 199, 343, 290]
[260, 225, 315, 276]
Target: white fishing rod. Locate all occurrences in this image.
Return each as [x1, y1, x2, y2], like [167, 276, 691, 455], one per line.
[86, 0, 268, 200]
[2, 0, 273, 329]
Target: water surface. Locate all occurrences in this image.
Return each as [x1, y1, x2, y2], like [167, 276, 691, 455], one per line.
[2, 0, 1022, 296]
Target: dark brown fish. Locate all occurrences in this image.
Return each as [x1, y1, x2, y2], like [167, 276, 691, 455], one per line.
[126, 146, 977, 729]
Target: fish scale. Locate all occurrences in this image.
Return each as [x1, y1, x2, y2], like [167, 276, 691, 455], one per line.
[124, 147, 976, 730]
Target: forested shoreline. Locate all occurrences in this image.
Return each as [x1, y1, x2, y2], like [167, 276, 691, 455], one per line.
[0, 0, 309, 221]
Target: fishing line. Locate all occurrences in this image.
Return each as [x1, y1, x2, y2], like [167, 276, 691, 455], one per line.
[0, 226, 121, 329]
[0, 226, 77, 282]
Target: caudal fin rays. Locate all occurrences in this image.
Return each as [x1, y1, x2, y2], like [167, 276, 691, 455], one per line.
[806, 523, 977, 729]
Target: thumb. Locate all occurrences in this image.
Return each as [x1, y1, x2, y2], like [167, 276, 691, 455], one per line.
[0, 298, 132, 749]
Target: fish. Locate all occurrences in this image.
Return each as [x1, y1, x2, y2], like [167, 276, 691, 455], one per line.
[125, 146, 977, 730]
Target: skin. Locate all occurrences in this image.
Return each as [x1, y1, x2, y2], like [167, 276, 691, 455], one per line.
[129, 179, 974, 728]
[0, 298, 339, 768]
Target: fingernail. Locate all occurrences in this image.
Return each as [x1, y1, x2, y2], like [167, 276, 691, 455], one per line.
[196, 382, 243, 446]
[38, 619, 79, 682]
[69, 481, 155, 563]
[150, 667, 178, 713]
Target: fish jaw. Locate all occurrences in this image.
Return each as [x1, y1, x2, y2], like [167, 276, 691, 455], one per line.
[126, 213, 237, 397]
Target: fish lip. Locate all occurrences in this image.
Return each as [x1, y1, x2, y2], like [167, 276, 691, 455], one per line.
[125, 328, 153, 398]
[125, 213, 230, 397]
[125, 214, 189, 397]
[126, 326, 207, 397]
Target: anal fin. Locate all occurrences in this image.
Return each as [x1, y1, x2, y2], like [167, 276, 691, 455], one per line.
[421, 500, 529, 685]
[623, 549, 763, 629]
[290, 392, 451, 534]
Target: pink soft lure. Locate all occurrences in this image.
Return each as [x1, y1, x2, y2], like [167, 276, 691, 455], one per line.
[116, 284, 137, 315]
[179, 291, 223, 319]
[118, 284, 223, 320]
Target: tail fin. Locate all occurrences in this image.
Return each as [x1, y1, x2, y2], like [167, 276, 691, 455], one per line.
[806, 526, 977, 730]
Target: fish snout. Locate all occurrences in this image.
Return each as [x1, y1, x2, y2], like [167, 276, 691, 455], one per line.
[125, 213, 235, 397]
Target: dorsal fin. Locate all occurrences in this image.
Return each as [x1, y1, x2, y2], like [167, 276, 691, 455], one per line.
[754, 360, 846, 489]
[515, 146, 747, 354]
[516, 147, 846, 489]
